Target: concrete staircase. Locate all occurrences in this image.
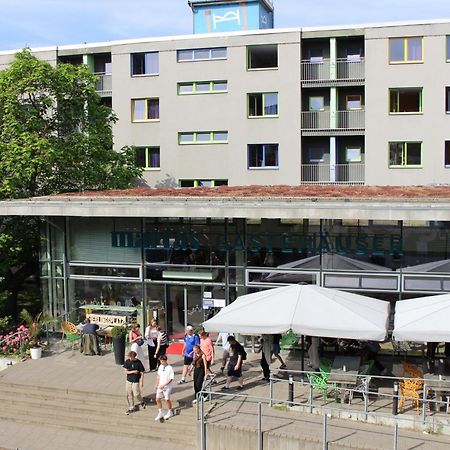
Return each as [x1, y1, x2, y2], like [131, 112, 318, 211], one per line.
[0, 381, 198, 446]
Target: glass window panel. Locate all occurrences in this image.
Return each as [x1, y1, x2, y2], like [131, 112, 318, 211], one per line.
[389, 142, 403, 166]
[177, 50, 193, 61]
[180, 180, 195, 187]
[214, 179, 228, 186]
[132, 53, 145, 75]
[390, 90, 399, 112]
[135, 147, 146, 167]
[179, 83, 194, 94]
[248, 144, 260, 167]
[198, 180, 212, 187]
[346, 147, 361, 162]
[447, 36, 450, 60]
[145, 52, 159, 74]
[213, 132, 227, 141]
[212, 81, 227, 92]
[104, 62, 112, 74]
[248, 45, 278, 69]
[196, 82, 210, 92]
[132, 99, 146, 121]
[211, 47, 227, 59]
[148, 147, 160, 168]
[179, 133, 194, 143]
[194, 49, 211, 60]
[406, 143, 421, 165]
[148, 99, 159, 120]
[264, 93, 278, 115]
[309, 96, 324, 111]
[445, 141, 450, 167]
[407, 38, 422, 61]
[446, 87, 450, 113]
[398, 89, 421, 112]
[309, 148, 324, 162]
[196, 132, 211, 142]
[265, 144, 278, 166]
[346, 95, 361, 110]
[390, 38, 405, 62]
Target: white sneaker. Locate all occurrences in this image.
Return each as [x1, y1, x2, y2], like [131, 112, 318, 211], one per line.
[164, 409, 174, 420]
[154, 411, 164, 421]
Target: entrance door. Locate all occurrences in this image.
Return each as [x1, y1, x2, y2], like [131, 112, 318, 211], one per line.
[166, 285, 203, 339]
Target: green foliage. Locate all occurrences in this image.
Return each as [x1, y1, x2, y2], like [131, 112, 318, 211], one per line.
[280, 330, 298, 349]
[19, 308, 54, 347]
[0, 315, 11, 334]
[111, 325, 128, 339]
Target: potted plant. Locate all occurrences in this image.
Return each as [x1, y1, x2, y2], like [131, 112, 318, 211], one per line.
[111, 325, 128, 365]
[19, 309, 54, 359]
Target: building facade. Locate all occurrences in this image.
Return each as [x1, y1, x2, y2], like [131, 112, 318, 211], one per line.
[1, 16, 449, 188]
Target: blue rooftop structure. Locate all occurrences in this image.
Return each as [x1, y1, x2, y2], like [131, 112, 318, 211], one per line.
[188, 0, 274, 34]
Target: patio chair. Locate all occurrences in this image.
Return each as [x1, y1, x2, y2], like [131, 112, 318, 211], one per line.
[307, 372, 330, 401]
[319, 357, 332, 381]
[402, 362, 423, 378]
[399, 378, 424, 413]
[61, 321, 81, 350]
[348, 361, 374, 405]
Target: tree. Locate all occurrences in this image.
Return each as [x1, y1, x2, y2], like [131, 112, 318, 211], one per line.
[0, 49, 142, 318]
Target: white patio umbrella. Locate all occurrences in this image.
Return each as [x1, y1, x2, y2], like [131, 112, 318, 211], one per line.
[393, 294, 450, 342]
[203, 284, 389, 341]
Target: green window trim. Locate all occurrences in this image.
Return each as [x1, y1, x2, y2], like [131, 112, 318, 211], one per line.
[388, 141, 422, 168]
[178, 131, 228, 145]
[248, 92, 279, 118]
[389, 88, 423, 114]
[178, 80, 228, 95]
[389, 37, 423, 64]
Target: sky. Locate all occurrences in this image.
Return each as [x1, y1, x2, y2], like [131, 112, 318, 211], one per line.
[0, 0, 449, 51]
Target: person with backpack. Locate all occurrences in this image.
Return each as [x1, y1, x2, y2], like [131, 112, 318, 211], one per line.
[222, 335, 246, 391]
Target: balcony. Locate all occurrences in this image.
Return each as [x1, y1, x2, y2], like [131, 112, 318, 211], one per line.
[301, 163, 365, 185]
[301, 58, 365, 87]
[94, 73, 112, 96]
[301, 110, 365, 135]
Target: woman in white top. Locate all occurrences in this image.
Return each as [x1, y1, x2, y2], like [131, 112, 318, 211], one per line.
[145, 319, 159, 371]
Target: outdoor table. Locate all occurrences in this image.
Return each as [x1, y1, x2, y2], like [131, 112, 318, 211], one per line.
[328, 356, 360, 403]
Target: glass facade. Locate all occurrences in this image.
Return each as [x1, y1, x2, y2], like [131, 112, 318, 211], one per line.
[41, 216, 450, 337]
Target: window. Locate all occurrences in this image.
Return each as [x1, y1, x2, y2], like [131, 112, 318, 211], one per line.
[309, 96, 325, 111]
[135, 147, 160, 169]
[247, 45, 278, 69]
[346, 95, 362, 110]
[389, 142, 422, 167]
[131, 52, 159, 76]
[308, 148, 325, 163]
[179, 179, 228, 187]
[446, 87, 450, 113]
[447, 36, 450, 61]
[178, 131, 228, 144]
[131, 98, 159, 121]
[177, 47, 227, 62]
[178, 80, 227, 95]
[389, 37, 423, 63]
[345, 147, 362, 162]
[445, 141, 450, 167]
[248, 144, 279, 169]
[389, 88, 422, 113]
[248, 93, 278, 117]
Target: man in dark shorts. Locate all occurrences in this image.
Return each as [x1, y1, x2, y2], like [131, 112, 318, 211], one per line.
[178, 325, 200, 384]
[123, 350, 146, 415]
[222, 336, 245, 390]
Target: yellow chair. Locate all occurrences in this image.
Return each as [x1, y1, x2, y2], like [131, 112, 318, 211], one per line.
[399, 378, 424, 413]
[61, 321, 81, 350]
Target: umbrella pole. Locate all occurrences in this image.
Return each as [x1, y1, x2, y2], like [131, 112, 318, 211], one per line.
[301, 335, 305, 374]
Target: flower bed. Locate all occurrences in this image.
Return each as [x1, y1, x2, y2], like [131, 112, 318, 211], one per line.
[0, 324, 32, 357]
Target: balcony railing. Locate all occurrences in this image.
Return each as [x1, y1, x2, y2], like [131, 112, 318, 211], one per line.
[94, 73, 112, 95]
[301, 163, 365, 185]
[301, 58, 365, 83]
[301, 110, 365, 130]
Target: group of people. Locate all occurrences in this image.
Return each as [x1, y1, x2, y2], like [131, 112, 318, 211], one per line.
[123, 323, 252, 420]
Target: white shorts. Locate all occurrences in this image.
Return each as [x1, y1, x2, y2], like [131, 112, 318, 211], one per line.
[156, 386, 172, 400]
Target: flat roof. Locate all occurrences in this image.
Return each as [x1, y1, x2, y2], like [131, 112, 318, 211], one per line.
[2, 186, 450, 222]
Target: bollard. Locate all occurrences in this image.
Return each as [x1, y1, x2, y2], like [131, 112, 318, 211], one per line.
[257, 402, 263, 450]
[288, 374, 294, 404]
[200, 395, 206, 450]
[269, 374, 273, 407]
[323, 412, 328, 450]
[393, 421, 398, 450]
[392, 382, 399, 416]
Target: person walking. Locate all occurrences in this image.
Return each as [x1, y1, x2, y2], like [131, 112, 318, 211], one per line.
[199, 331, 215, 376]
[144, 319, 159, 371]
[272, 334, 287, 369]
[154, 325, 169, 367]
[178, 325, 200, 384]
[222, 336, 246, 390]
[188, 345, 208, 404]
[123, 351, 146, 415]
[215, 331, 232, 374]
[154, 355, 175, 421]
[129, 324, 146, 370]
[259, 334, 273, 381]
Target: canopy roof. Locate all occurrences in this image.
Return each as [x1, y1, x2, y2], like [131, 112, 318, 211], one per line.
[393, 294, 450, 342]
[203, 284, 389, 340]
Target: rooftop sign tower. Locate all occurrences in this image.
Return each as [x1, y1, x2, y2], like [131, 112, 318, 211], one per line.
[188, 0, 274, 34]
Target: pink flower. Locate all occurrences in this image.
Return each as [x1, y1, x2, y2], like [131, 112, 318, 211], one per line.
[12, 348, 17, 353]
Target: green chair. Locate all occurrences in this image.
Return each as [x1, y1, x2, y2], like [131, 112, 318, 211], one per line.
[307, 372, 330, 401]
[61, 321, 81, 350]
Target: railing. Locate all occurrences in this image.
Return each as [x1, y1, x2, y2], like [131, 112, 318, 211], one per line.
[301, 163, 365, 185]
[197, 369, 450, 449]
[301, 58, 365, 83]
[301, 110, 365, 130]
[94, 72, 112, 94]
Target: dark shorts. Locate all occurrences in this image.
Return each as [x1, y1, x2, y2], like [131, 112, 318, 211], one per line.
[184, 356, 193, 366]
[272, 343, 281, 355]
[227, 363, 242, 378]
